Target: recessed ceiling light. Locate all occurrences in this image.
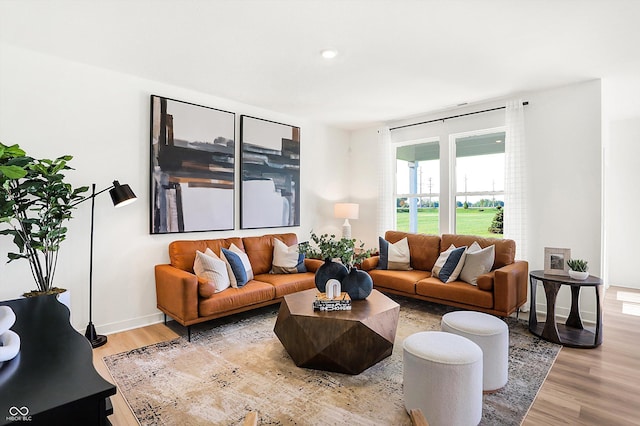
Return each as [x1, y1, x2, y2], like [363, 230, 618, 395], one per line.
[496, 139, 503, 143]
[320, 49, 338, 59]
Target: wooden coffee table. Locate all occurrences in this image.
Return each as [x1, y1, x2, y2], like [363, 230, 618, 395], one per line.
[273, 288, 400, 375]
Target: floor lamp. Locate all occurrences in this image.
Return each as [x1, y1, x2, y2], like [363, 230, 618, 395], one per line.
[75, 180, 137, 348]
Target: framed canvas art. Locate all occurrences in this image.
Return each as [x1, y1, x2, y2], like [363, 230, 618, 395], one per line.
[240, 115, 300, 229]
[150, 95, 235, 234]
[543, 247, 571, 276]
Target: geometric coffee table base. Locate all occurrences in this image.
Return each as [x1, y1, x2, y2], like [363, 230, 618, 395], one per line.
[274, 289, 400, 375]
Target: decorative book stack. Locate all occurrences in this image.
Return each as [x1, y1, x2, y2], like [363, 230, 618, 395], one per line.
[313, 292, 352, 311]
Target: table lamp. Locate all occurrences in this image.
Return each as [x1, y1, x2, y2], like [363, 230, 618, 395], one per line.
[334, 203, 359, 239]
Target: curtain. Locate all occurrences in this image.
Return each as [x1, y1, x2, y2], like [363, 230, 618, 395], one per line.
[377, 127, 394, 237]
[504, 100, 528, 262]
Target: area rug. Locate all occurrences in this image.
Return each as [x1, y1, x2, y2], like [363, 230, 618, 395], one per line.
[104, 296, 560, 425]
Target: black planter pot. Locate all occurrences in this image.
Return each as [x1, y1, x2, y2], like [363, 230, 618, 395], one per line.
[341, 267, 373, 300]
[315, 259, 348, 292]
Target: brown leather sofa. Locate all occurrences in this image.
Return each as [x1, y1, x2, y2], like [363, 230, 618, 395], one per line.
[360, 231, 528, 317]
[155, 233, 321, 339]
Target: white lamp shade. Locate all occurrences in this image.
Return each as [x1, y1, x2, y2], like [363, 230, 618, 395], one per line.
[334, 203, 359, 220]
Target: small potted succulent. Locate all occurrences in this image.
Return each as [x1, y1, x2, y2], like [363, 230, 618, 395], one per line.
[567, 259, 589, 280]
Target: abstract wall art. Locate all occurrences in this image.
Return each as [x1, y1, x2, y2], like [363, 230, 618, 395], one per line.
[240, 116, 300, 229]
[150, 95, 235, 234]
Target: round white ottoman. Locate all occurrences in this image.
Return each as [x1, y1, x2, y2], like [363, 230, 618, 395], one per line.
[403, 331, 483, 426]
[441, 311, 509, 392]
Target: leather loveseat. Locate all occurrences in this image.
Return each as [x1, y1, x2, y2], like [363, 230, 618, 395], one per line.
[155, 233, 321, 338]
[360, 231, 528, 317]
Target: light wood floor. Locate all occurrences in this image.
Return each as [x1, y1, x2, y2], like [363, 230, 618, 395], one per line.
[93, 286, 640, 425]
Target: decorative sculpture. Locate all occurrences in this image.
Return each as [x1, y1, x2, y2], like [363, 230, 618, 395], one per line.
[326, 279, 342, 300]
[0, 306, 20, 362]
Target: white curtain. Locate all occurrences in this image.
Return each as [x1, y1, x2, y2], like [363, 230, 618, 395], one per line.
[504, 100, 528, 261]
[377, 127, 394, 237]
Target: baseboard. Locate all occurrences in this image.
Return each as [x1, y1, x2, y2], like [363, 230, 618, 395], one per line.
[534, 302, 597, 325]
[72, 312, 165, 336]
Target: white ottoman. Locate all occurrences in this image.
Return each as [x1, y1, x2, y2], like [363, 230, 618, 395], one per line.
[403, 331, 483, 426]
[441, 311, 509, 392]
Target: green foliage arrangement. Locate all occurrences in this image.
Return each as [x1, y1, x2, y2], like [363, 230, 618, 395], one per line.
[0, 142, 88, 294]
[298, 232, 373, 269]
[488, 205, 503, 234]
[567, 259, 588, 272]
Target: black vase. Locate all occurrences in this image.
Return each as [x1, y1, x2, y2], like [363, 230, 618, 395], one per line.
[341, 267, 373, 300]
[315, 259, 348, 292]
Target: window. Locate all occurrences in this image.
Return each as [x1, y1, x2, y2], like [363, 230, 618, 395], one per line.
[454, 131, 505, 238]
[395, 140, 439, 234]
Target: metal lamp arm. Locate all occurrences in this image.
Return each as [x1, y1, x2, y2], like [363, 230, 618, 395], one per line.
[71, 184, 114, 207]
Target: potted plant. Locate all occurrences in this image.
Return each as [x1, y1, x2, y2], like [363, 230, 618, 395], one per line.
[0, 142, 88, 297]
[299, 232, 373, 298]
[567, 259, 589, 280]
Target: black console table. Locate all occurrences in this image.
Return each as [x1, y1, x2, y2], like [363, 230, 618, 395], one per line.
[529, 270, 603, 348]
[0, 295, 116, 425]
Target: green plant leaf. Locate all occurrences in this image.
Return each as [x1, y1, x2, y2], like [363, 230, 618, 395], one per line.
[0, 164, 28, 179]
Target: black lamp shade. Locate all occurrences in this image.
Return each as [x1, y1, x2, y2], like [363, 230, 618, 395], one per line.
[109, 180, 137, 208]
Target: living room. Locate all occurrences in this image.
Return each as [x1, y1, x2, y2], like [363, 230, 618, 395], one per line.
[1, 1, 639, 425]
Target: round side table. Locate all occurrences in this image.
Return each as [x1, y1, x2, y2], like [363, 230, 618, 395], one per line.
[529, 270, 603, 348]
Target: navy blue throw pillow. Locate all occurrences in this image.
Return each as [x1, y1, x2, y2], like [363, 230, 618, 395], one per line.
[221, 247, 248, 287]
[378, 237, 389, 269]
[438, 246, 467, 283]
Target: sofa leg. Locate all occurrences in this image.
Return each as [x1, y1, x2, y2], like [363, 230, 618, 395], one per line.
[187, 325, 192, 342]
[164, 313, 167, 325]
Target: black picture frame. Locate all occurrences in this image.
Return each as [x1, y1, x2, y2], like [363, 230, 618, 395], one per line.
[240, 115, 300, 229]
[150, 95, 235, 234]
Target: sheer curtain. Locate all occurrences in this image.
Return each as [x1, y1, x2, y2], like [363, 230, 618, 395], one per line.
[504, 100, 528, 261]
[377, 127, 394, 237]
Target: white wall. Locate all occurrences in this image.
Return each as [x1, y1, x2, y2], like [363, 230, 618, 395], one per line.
[0, 42, 349, 333]
[350, 80, 603, 321]
[602, 74, 640, 290]
[604, 117, 640, 289]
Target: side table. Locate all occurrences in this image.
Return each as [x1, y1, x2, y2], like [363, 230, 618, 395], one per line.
[529, 270, 603, 348]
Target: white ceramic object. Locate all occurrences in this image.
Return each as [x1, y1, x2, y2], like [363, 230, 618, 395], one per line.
[325, 279, 341, 299]
[0, 306, 16, 334]
[0, 306, 20, 362]
[569, 270, 589, 280]
[0, 330, 20, 362]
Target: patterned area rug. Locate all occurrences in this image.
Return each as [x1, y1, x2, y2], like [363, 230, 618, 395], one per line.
[104, 295, 560, 425]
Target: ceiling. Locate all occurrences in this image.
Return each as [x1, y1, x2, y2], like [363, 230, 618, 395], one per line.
[1, 0, 639, 130]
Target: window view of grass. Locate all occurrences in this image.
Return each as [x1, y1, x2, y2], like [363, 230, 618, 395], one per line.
[455, 206, 503, 238]
[396, 207, 503, 238]
[396, 207, 439, 235]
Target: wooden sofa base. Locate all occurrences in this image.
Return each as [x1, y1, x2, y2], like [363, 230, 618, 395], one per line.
[375, 287, 523, 318]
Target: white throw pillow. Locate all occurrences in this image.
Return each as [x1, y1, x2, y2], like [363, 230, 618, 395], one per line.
[378, 237, 412, 270]
[459, 242, 495, 286]
[273, 238, 299, 268]
[193, 249, 231, 296]
[271, 238, 307, 274]
[229, 243, 254, 281]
